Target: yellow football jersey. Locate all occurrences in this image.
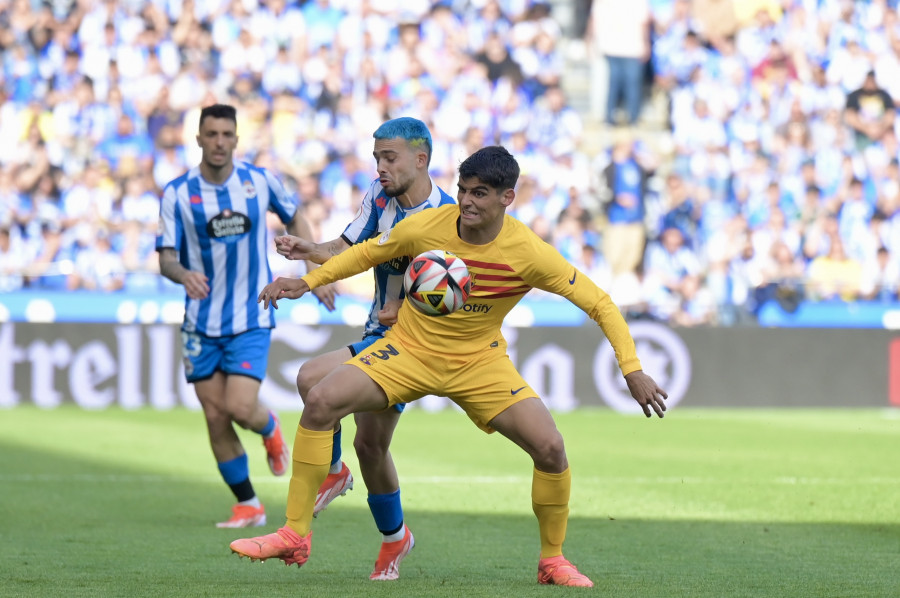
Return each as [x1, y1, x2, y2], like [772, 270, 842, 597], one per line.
[303, 204, 642, 376]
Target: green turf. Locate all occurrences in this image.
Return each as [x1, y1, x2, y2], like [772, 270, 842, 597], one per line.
[0, 406, 898, 597]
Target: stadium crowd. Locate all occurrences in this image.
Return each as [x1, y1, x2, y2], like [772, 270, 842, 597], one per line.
[0, 0, 898, 327]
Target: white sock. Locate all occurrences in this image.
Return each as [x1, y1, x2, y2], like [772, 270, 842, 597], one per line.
[239, 497, 261, 508]
[383, 526, 406, 542]
[329, 461, 343, 474]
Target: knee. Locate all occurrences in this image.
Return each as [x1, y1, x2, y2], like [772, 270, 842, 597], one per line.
[296, 363, 318, 400]
[530, 433, 568, 472]
[300, 386, 336, 428]
[228, 401, 257, 428]
[202, 404, 231, 431]
[353, 430, 389, 464]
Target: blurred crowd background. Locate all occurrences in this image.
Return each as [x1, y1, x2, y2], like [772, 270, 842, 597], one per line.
[0, 0, 898, 327]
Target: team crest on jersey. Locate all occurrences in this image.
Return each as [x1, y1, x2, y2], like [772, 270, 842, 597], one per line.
[378, 230, 391, 245]
[243, 181, 256, 198]
[207, 209, 251, 243]
[190, 195, 202, 205]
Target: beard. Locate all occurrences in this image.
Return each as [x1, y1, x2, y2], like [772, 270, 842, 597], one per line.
[383, 176, 411, 198]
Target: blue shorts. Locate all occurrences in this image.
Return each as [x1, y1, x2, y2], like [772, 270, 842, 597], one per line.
[181, 328, 271, 383]
[349, 335, 405, 413]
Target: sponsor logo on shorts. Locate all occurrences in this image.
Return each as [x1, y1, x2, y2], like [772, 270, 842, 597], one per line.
[183, 356, 194, 377]
[241, 361, 252, 369]
[569, 270, 576, 285]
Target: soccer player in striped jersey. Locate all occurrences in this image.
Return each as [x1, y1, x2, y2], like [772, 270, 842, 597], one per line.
[271, 117, 455, 580]
[156, 103, 336, 528]
[233, 145, 668, 586]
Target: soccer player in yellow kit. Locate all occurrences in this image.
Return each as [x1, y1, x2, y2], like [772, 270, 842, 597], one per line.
[231, 146, 668, 587]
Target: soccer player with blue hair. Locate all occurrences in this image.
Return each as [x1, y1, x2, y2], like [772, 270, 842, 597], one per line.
[269, 116, 455, 579]
[156, 104, 336, 528]
[233, 145, 668, 587]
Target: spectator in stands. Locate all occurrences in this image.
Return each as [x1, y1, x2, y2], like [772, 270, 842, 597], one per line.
[643, 226, 703, 320]
[806, 235, 863, 301]
[860, 246, 900, 302]
[0, 225, 26, 292]
[588, 0, 651, 125]
[752, 207, 802, 262]
[669, 273, 717, 327]
[754, 240, 806, 313]
[659, 172, 699, 249]
[475, 32, 522, 85]
[97, 113, 154, 178]
[25, 221, 72, 290]
[844, 70, 895, 151]
[600, 132, 650, 280]
[528, 85, 582, 149]
[69, 229, 126, 292]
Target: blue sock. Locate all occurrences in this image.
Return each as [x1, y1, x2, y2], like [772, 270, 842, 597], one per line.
[368, 490, 403, 536]
[218, 454, 255, 502]
[331, 427, 342, 466]
[257, 412, 275, 437]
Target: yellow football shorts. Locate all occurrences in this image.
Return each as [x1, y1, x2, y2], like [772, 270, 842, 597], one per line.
[346, 333, 536, 433]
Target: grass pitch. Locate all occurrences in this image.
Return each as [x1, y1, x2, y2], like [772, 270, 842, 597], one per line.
[0, 406, 898, 598]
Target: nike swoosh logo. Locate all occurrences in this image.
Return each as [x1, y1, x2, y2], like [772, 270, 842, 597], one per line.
[511, 386, 527, 395]
[568, 271, 576, 285]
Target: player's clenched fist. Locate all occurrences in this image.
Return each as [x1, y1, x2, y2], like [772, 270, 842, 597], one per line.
[274, 235, 317, 261]
[258, 277, 310, 310]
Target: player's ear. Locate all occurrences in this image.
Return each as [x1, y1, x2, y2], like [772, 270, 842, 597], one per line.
[501, 188, 515, 207]
[196, 134, 201, 148]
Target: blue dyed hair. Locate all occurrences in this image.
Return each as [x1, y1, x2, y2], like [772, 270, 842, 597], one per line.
[373, 117, 433, 166]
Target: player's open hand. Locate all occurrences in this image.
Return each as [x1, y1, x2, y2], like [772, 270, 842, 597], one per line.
[258, 277, 309, 310]
[274, 235, 316, 261]
[312, 283, 338, 312]
[624, 370, 668, 418]
[377, 299, 402, 326]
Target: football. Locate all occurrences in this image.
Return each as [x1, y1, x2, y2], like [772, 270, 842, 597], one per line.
[403, 250, 472, 316]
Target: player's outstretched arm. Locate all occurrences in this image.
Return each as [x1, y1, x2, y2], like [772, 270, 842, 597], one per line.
[624, 371, 668, 418]
[275, 235, 349, 264]
[258, 277, 310, 310]
[283, 215, 340, 311]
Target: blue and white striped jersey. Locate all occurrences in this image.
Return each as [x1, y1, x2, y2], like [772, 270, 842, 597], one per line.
[156, 161, 298, 337]
[341, 178, 455, 338]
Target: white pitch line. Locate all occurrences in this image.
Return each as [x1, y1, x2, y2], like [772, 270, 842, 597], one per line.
[0, 474, 897, 485]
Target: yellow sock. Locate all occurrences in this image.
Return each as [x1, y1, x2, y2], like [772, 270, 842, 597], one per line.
[285, 425, 332, 536]
[532, 467, 571, 558]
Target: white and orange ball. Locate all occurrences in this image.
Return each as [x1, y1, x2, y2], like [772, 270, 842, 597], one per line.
[402, 250, 472, 316]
